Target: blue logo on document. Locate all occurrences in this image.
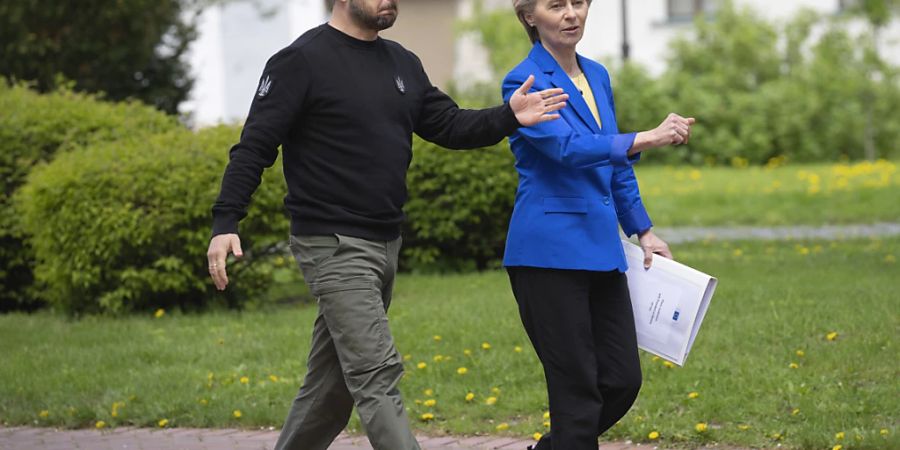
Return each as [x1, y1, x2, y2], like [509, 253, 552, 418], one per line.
[672, 309, 681, 321]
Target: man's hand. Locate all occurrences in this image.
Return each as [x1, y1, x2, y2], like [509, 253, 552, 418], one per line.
[509, 75, 568, 127]
[638, 229, 672, 269]
[207, 233, 243, 290]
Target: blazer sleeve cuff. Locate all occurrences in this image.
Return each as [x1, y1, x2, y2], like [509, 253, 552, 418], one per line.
[610, 132, 638, 167]
[618, 200, 653, 237]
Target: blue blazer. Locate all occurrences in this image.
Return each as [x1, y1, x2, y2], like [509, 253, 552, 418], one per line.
[501, 42, 652, 272]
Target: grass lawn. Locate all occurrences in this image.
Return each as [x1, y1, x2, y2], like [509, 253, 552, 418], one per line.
[635, 159, 899, 227]
[1, 236, 898, 449]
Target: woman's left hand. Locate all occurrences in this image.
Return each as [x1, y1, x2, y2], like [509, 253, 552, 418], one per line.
[638, 230, 672, 269]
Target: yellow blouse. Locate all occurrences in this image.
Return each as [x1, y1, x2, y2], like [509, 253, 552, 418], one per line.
[570, 72, 602, 129]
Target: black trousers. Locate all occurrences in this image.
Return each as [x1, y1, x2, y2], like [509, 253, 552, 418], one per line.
[507, 267, 642, 450]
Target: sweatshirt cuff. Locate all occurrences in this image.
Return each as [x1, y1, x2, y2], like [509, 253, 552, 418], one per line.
[610, 132, 638, 167]
[212, 213, 241, 237]
[501, 102, 523, 135]
[618, 199, 653, 237]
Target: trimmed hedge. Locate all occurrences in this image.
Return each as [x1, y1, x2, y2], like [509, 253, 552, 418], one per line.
[0, 82, 178, 311]
[14, 126, 290, 314]
[403, 136, 517, 272]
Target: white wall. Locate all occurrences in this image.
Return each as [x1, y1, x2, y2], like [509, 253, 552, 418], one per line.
[182, 0, 326, 127]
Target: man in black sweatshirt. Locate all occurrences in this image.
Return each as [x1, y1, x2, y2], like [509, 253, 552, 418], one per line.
[206, 1, 567, 449]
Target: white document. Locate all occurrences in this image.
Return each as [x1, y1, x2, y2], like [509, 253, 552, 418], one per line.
[622, 240, 717, 366]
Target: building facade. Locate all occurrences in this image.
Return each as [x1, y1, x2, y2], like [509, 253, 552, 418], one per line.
[183, 0, 898, 126]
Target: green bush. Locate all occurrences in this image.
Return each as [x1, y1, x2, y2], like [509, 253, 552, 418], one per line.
[621, 1, 900, 165]
[14, 126, 290, 315]
[402, 137, 517, 271]
[0, 82, 178, 311]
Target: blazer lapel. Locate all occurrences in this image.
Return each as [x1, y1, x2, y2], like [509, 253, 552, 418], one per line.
[529, 43, 602, 134]
[578, 54, 614, 135]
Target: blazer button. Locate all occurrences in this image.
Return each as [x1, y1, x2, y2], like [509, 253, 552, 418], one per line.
[603, 197, 610, 205]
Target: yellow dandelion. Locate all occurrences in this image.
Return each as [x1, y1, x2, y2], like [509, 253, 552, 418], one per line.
[424, 388, 434, 396]
[414, 399, 422, 405]
[154, 308, 165, 318]
[688, 392, 699, 399]
[789, 362, 799, 369]
[496, 423, 509, 431]
[482, 342, 491, 350]
[233, 410, 242, 418]
[662, 361, 675, 368]
[881, 429, 889, 436]
[240, 376, 249, 385]
[269, 375, 279, 382]
[533, 432, 543, 441]
[797, 246, 810, 255]
[689, 169, 702, 181]
[835, 431, 845, 440]
[38, 410, 49, 418]
[158, 418, 169, 428]
[199, 398, 209, 405]
[463, 349, 472, 356]
[648, 431, 660, 440]
[95, 421, 106, 429]
[218, 338, 225, 345]
[733, 249, 743, 257]
[457, 367, 468, 375]
[651, 356, 660, 362]
[791, 408, 800, 415]
[771, 432, 783, 440]
[465, 392, 475, 402]
[403, 354, 412, 361]
[491, 387, 502, 395]
[832, 445, 842, 450]
[543, 421, 550, 428]
[420, 413, 434, 421]
[433, 335, 442, 342]
[485, 396, 497, 405]
[884, 254, 896, 264]
[543, 411, 550, 420]
[695, 422, 708, 433]
[423, 399, 436, 407]
[433, 355, 444, 362]
[796, 350, 805, 357]
[826, 331, 839, 341]
[738, 424, 751, 431]
[417, 362, 427, 370]
[514, 346, 523, 353]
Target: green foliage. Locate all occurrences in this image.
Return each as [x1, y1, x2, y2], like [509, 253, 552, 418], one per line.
[465, 0, 900, 165]
[14, 126, 290, 315]
[0, 0, 197, 113]
[457, 0, 533, 79]
[625, 1, 900, 165]
[0, 82, 179, 312]
[403, 137, 517, 271]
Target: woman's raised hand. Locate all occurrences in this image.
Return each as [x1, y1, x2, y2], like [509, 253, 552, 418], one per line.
[630, 113, 696, 155]
[653, 113, 696, 146]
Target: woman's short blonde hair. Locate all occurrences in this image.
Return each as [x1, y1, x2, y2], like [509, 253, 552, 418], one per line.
[513, 0, 592, 43]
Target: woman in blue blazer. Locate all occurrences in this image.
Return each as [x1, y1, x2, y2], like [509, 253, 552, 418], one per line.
[504, 1, 695, 449]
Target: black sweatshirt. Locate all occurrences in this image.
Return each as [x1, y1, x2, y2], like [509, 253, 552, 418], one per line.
[212, 24, 521, 241]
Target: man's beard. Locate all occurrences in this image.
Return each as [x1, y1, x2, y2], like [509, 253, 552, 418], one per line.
[348, 0, 398, 31]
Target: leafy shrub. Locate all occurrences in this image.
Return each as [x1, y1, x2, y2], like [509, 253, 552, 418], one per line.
[14, 126, 289, 314]
[0, 82, 178, 311]
[403, 136, 517, 271]
[620, 1, 900, 165]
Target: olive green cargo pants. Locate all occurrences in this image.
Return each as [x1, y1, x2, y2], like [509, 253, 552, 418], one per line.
[274, 234, 419, 450]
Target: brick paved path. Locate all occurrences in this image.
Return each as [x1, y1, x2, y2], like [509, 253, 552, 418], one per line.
[0, 427, 667, 450]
